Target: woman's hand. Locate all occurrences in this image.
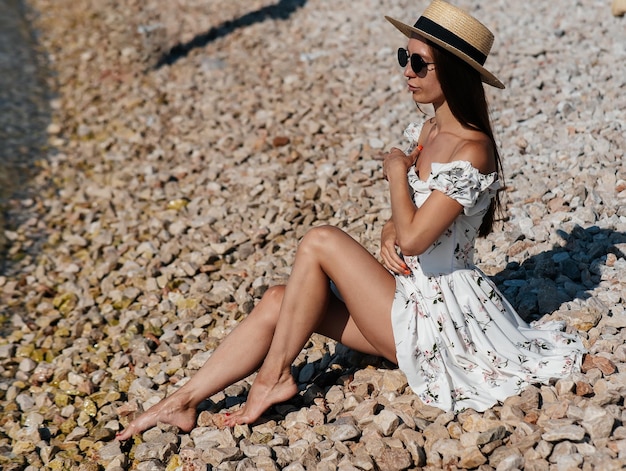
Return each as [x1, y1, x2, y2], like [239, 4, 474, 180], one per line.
[380, 220, 410, 275]
[382, 147, 413, 181]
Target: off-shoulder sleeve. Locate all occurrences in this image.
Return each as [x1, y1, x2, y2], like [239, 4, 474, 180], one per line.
[428, 161, 501, 215]
[403, 122, 423, 154]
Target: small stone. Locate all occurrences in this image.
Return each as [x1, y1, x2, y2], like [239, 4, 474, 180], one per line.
[202, 446, 244, 466]
[459, 446, 487, 468]
[575, 380, 594, 396]
[272, 136, 290, 147]
[373, 409, 400, 436]
[476, 426, 507, 446]
[96, 440, 125, 463]
[328, 423, 361, 442]
[541, 424, 586, 442]
[133, 432, 179, 462]
[373, 446, 412, 471]
[12, 440, 37, 454]
[18, 358, 37, 373]
[65, 426, 89, 442]
[591, 356, 617, 376]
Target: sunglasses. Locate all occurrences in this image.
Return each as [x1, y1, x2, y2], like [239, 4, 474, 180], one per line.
[397, 48, 435, 74]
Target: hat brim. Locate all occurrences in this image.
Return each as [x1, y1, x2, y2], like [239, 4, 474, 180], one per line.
[385, 16, 505, 89]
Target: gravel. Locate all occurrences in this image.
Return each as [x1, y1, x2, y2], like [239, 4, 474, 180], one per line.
[1, 0, 625, 469]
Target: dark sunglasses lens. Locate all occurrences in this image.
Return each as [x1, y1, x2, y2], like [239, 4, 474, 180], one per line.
[397, 48, 427, 73]
[411, 55, 427, 73]
[397, 48, 408, 67]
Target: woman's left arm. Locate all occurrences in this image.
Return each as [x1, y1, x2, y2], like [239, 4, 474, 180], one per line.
[390, 189, 463, 256]
[382, 146, 458, 256]
[383, 141, 490, 256]
[386, 162, 463, 256]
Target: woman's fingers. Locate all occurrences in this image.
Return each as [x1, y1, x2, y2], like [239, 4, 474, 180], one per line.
[381, 244, 409, 275]
[408, 143, 423, 162]
[382, 147, 412, 180]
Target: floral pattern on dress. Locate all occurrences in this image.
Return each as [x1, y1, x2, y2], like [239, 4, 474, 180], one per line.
[403, 121, 423, 154]
[390, 123, 586, 413]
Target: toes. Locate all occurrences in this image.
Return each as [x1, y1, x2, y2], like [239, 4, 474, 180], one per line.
[223, 409, 247, 427]
[116, 415, 151, 440]
[116, 425, 135, 441]
[230, 414, 248, 426]
[223, 415, 238, 427]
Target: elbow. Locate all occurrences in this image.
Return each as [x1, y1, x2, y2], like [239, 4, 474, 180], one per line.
[396, 236, 429, 257]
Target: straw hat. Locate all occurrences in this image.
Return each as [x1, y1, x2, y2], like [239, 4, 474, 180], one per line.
[385, 0, 504, 89]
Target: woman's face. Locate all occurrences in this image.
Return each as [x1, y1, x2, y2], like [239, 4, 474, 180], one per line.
[403, 36, 444, 106]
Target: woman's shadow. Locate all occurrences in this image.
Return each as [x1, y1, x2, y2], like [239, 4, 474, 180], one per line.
[488, 225, 626, 322]
[153, 0, 308, 68]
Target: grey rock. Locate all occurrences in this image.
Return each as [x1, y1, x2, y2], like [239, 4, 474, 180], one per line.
[133, 432, 178, 462]
[96, 441, 126, 465]
[191, 427, 236, 449]
[541, 424, 586, 442]
[201, 447, 243, 466]
[328, 423, 361, 442]
[135, 460, 165, 471]
[373, 409, 400, 437]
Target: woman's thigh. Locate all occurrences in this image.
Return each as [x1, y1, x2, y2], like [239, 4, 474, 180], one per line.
[305, 226, 398, 362]
[316, 294, 396, 363]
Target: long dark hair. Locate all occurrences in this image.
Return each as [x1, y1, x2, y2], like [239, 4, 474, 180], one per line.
[429, 41, 503, 237]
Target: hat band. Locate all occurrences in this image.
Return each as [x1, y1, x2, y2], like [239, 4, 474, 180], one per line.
[414, 16, 487, 66]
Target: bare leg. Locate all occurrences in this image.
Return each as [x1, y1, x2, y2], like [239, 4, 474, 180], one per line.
[116, 286, 284, 440]
[225, 225, 397, 426]
[118, 226, 397, 437]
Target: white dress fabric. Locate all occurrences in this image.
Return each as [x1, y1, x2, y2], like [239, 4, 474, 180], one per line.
[391, 124, 586, 413]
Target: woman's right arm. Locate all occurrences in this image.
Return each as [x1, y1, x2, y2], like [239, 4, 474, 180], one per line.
[380, 219, 410, 275]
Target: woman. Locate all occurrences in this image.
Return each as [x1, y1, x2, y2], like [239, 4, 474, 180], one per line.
[117, 0, 586, 440]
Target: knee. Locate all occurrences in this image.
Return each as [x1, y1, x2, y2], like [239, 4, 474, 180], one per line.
[252, 285, 284, 325]
[262, 285, 285, 307]
[299, 225, 340, 254]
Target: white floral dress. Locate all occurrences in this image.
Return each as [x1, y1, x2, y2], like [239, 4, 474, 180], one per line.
[391, 124, 586, 413]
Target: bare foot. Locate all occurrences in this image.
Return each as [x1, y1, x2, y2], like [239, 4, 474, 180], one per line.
[224, 371, 298, 426]
[116, 394, 198, 441]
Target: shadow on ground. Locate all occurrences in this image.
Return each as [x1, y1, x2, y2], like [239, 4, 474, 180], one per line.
[0, 0, 53, 272]
[154, 0, 308, 68]
[489, 225, 626, 322]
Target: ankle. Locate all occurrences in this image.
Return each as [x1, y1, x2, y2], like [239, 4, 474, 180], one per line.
[257, 365, 293, 386]
[167, 388, 198, 410]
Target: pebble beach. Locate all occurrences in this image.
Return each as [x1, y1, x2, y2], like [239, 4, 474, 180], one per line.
[1, 0, 626, 469]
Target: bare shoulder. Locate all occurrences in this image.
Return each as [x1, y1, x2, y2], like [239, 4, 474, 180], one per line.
[419, 118, 436, 142]
[451, 133, 495, 174]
